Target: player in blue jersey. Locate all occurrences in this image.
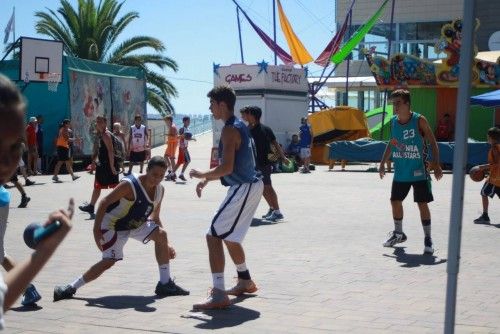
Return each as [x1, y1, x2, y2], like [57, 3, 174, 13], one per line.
[190, 86, 264, 310]
[53, 156, 189, 301]
[379, 89, 443, 254]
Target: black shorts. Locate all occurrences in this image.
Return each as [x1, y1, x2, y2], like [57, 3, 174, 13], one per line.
[257, 164, 272, 186]
[95, 163, 119, 189]
[130, 151, 146, 163]
[391, 179, 433, 203]
[57, 146, 70, 161]
[480, 182, 500, 198]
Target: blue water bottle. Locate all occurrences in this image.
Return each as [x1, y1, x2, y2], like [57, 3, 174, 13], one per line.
[0, 186, 11, 207]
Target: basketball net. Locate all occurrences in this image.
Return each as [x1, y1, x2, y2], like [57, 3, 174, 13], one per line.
[47, 73, 61, 92]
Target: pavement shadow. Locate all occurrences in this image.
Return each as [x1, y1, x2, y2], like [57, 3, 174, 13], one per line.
[183, 295, 260, 329]
[383, 247, 447, 268]
[10, 304, 43, 312]
[250, 218, 278, 227]
[474, 221, 500, 228]
[73, 295, 157, 312]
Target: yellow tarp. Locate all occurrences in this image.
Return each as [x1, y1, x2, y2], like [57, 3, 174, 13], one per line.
[308, 106, 370, 164]
[308, 106, 369, 137]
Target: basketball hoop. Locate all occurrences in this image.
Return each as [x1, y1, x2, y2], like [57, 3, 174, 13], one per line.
[47, 73, 61, 92]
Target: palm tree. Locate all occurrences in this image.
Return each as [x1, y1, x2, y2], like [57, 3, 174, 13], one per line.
[35, 0, 178, 115]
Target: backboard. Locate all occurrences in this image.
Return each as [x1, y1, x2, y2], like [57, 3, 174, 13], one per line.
[20, 37, 63, 83]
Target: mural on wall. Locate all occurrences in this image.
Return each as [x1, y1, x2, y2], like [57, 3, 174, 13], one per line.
[69, 71, 111, 155]
[69, 71, 146, 155]
[111, 76, 147, 139]
[364, 18, 500, 88]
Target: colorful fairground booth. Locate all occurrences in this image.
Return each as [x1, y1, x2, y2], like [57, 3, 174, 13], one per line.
[363, 18, 500, 141]
[329, 18, 500, 167]
[0, 37, 147, 163]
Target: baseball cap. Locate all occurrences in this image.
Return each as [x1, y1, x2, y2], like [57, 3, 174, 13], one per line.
[29, 116, 37, 123]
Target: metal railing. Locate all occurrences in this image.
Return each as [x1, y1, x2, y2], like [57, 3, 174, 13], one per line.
[149, 115, 213, 148]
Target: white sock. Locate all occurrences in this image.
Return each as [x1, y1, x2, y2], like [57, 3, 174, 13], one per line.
[159, 264, 171, 284]
[236, 263, 248, 272]
[70, 276, 86, 290]
[212, 272, 225, 290]
[274, 209, 281, 215]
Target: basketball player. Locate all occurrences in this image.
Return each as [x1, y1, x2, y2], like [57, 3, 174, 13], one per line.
[190, 86, 263, 310]
[54, 156, 189, 301]
[379, 89, 442, 255]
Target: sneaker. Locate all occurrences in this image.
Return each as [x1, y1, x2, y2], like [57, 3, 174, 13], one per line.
[262, 208, 273, 219]
[53, 284, 76, 302]
[52, 175, 61, 183]
[155, 279, 190, 297]
[193, 288, 231, 310]
[473, 213, 490, 224]
[267, 211, 284, 222]
[383, 231, 407, 247]
[21, 284, 41, 306]
[179, 174, 187, 181]
[79, 203, 94, 214]
[72, 175, 80, 181]
[170, 173, 177, 182]
[226, 279, 258, 296]
[25, 179, 35, 186]
[424, 237, 434, 255]
[18, 195, 30, 208]
[299, 167, 311, 174]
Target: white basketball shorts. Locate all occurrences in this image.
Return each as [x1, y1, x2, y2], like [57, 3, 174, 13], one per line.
[101, 220, 159, 260]
[208, 180, 264, 243]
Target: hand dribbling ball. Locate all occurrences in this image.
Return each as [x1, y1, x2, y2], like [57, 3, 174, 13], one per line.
[469, 166, 485, 182]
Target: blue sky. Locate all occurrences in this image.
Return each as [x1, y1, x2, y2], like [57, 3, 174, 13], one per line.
[1, 0, 337, 115]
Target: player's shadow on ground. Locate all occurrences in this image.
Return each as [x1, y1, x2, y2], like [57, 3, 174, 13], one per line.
[250, 218, 278, 227]
[10, 304, 43, 312]
[383, 247, 447, 268]
[73, 295, 157, 312]
[474, 221, 500, 228]
[184, 295, 260, 329]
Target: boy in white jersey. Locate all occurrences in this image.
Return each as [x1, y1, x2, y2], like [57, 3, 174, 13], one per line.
[54, 156, 189, 301]
[379, 89, 442, 254]
[126, 114, 149, 175]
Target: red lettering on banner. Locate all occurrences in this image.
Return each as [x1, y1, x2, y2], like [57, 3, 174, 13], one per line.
[225, 74, 252, 84]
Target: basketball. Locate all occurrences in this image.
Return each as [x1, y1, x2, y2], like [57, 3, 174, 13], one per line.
[469, 166, 485, 182]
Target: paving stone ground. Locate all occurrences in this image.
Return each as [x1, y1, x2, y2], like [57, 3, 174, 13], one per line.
[3, 132, 500, 333]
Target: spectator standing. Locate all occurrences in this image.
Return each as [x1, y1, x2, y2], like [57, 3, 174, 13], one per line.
[240, 106, 289, 222]
[126, 115, 148, 175]
[36, 115, 44, 174]
[25, 117, 38, 175]
[435, 113, 454, 142]
[298, 117, 313, 173]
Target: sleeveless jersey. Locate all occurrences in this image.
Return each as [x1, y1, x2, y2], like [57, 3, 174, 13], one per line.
[102, 174, 163, 231]
[130, 124, 146, 152]
[488, 144, 500, 187]
[166, 124, 178, 146]
[390, 112, 429, 182]
[56, 128, 69, 148]
[179, 126, 189, 149]
[218, 116, 258, 186]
